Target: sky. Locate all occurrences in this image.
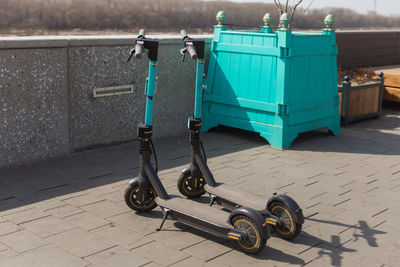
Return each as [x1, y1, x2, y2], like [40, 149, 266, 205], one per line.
[226, 0, 400, 16]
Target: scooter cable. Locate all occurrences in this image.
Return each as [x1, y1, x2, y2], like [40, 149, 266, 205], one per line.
[150, 139, 159, 174]
[200, 141, 207, 163]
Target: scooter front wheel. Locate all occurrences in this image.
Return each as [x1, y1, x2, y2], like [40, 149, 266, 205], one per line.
[231, 215, 267, 254]
[269, 201, 302, 240]
[124, 178, 157, 212]
[177, 172, 206, 198]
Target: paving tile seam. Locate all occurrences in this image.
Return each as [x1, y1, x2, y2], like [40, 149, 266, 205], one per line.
[304, 212, 319, 220]
[305, 202, 321, 209]
[165, 255, 192, 266]
[307, 173, 325, 179]
[82, 244, 119, 258]
[337, 224, 357, 235]
[15, 214, 52, 225]
[87, 173, 114, 180]
[60, 192, 90, 201]
[129, 239, 156, 251]
[19, 242, 51, 254]
[59, 210, 86, 219]
[78, 199, 107, 208]
[2, 206, 36, 217]
[366, 172, 380, 177]
[338, 189, 352, 196]
[364, 187, 379, 193]
[333, 198, 351, 207]
[309, 192, 327, 199]
[177, 239, 207, 251]
[305, 180, 319, 187]
[372, 220, 386, 229]
[298, 241, 323, 255]
[301, 259, 315, 266]
[38, 183, 70, 192]
[0, 196, 17, 202]
[43, 203, 71, 212]
[372, 208, 389, 217]
[336, 237, 354, 248]
[40, 226, 80, 239]
[340, 181, 355, 188]
[139, 262, 157, 267]
[276, 182, 295, 190]
[205, 248, 234, 263]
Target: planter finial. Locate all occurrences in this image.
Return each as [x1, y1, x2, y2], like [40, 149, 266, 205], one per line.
[324, 14, 335, 31]
[279, 13, 291, 30]
[377, 72, 384, 82]
[216, 10, 226, 26]
[263, 13, 272, 28]
[344, 75, 351, 83]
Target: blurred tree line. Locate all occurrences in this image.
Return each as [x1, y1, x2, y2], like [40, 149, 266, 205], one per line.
[0, 0, 399, 33]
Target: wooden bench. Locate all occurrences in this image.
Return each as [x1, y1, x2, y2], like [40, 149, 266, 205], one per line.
[366, 65, 400, 103]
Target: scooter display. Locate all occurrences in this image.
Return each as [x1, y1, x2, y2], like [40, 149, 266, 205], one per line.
[176, 30, 304, 240]
[124, 30, 269, 254]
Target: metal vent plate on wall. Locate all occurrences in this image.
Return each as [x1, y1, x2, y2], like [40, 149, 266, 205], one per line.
[93, 85, 134, 98]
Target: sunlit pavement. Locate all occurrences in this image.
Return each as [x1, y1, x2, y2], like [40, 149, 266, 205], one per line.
[0, 108, 399, 267]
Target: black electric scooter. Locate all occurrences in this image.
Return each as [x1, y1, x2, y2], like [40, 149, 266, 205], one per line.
[177, 30, 304, 240]
[124, 30, 270, 254]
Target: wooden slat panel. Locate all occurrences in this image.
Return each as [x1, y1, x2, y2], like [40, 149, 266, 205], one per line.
[348, 86, 380, 118]
[383, 87, 400, 102]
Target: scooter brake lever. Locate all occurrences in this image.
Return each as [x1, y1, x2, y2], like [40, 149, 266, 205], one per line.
[127, 48, 135, 62]
[180, 47, 188, 62]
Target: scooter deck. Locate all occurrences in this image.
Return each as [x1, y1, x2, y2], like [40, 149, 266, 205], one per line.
[205, 183, 267, 211]
[156, 196, 231, 228]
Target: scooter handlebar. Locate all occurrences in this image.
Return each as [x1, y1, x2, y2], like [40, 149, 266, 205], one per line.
[180, 29, 188, 40]
[133, 29, 146, 59]
[186, 45, 197, 60]
[134, 43, 144, 59]
[138, 29, 146, 38]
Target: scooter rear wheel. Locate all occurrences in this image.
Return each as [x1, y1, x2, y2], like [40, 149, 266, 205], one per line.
[269, 201, 302, 240]
[124, 178, 157, 212]
[177, 172, 206, 198]
[231, 215, 266, 254]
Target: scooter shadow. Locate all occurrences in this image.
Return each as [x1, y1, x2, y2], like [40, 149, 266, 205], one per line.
[172, 221, 306, 265]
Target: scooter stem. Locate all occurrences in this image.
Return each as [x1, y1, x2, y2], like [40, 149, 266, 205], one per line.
[144, 60, 158, 126]
[194, 59, 204, 119]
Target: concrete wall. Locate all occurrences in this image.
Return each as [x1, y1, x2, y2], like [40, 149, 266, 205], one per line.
[0, 35, 211, 167]
[1, 30, 398, 167]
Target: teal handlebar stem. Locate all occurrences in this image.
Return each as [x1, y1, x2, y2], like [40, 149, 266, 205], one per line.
[194, 59, 204, 119]
[127, 30, 159, 127]
[180, 30, 206, 120]
[144, 60, 158, 126]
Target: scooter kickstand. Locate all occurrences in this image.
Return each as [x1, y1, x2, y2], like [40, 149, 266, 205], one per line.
[209, 194, 216, 206]
[156, 209, 170, 231]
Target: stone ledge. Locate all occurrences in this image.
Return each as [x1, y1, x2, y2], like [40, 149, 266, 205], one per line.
[0, 35, 213, 49]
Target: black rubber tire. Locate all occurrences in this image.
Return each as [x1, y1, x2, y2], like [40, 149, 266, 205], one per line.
[269, 201, 302, 240]
[177, 172, 206, 198]
[124, 178, 157, 212]
[231, 215, 267, 254]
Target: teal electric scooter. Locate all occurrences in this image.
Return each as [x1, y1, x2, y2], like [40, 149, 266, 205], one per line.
[176, 30, 304, 240]
[124, 30, 269, 254]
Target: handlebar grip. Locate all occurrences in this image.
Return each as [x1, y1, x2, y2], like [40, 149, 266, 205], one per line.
[187, 45, 197, 60]
[180, 29, 188, 40]
[138, 29, 145, 37]
[134, 43, 144, 59]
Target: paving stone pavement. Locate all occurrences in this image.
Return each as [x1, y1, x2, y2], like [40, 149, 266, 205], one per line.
[1, 108, 400, 267]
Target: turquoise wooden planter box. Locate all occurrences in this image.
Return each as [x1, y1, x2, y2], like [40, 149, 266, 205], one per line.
[202, 12, 341, 149]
